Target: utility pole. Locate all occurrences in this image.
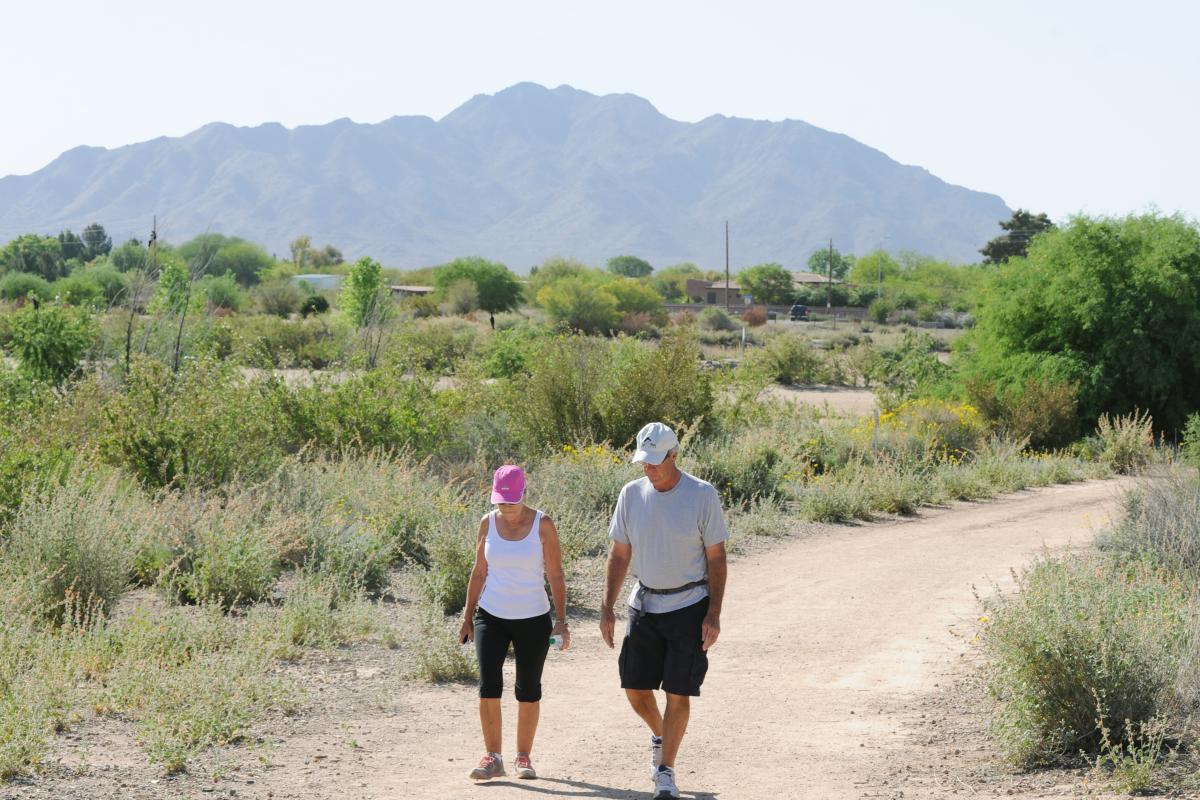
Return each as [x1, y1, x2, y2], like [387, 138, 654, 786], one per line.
[826, 237, 834, 328]
[724, 221, 730, 313]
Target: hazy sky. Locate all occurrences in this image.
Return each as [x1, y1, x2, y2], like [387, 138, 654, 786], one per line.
[2, 0, 1197, 222]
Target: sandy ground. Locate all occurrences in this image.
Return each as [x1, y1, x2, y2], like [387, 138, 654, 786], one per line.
[16, 479, 1137, 800]
[760, 385, 879, 417]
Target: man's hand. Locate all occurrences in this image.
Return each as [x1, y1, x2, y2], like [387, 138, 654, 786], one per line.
[599, 606, 616, 648]
[701, 611, 721, 651]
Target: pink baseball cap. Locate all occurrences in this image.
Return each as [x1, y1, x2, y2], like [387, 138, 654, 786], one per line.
[490, 465, 526, 504]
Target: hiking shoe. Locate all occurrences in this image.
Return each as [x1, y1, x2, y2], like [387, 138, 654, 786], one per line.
[653, 765, 680, 799]
[514, 753, 537, 779]
[469, 753, 505, 780]
[649, 735, 663, 779]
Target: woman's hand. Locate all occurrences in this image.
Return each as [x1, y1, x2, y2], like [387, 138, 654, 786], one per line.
[459, 616, 474, 645]
[552, 619, 570, 651]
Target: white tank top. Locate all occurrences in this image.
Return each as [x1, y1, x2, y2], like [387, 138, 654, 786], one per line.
[477, 509, 551, 620]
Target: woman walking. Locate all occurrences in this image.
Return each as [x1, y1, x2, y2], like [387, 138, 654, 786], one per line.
[459, 464, 570, 781]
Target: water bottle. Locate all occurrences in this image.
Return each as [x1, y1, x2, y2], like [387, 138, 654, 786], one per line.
[548, 634, 565, 651]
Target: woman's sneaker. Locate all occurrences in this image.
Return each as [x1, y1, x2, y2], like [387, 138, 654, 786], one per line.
[649, 735, 663, 779]
[653, 765, 680, 799]
[469, 753, 505, 780]
[514, 753, 537, 779]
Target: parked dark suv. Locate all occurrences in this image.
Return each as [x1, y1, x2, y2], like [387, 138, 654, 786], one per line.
[789, 304, 809, 321]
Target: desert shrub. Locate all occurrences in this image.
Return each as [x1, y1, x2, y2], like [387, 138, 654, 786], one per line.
[529, 444, 629, 563]
[255, 279, 304, 317]
[478, 324, 549, 379]
[410, 603, 478, 682]
[83, 263, 129, 306]
[232, 314, 349, 369]
[3, 473, 136, 626]
[698, 306, 737, 332]
[982, 554, 1194, 766]
[742, 334, 824, 385]
[52, 272, 104, 308]
[99, 357, 285, 490]
[509, 331, 713, 452]
[419, 515, 480, 614]
[6, 301, 97, 386]
[396, 317, 478, 374]
[727, 496, 792, 541]
[157, 493, 282, 609]
[280, 368, 450, 457]
[299, 294, 329, 317]
[1098, 473, 1200, 578]
[865, 398, 989, 462]
[686, 433, 786, 509]
[865, 330, 950, 409]
[965, 376, 1079, 450]
[740, 306, 768, 327]
[1096, 410, 1154, 475]
[0, 272, 52, 302]
[198, 272, 244, 312]
[442, 278, 480, 315]
[617, 312, 658, 337]
[268, 576, 381, 653]
[537, 277, 619, 334]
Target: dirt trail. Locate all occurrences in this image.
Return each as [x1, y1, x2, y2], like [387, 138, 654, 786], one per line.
[227, 478, 1126, 800]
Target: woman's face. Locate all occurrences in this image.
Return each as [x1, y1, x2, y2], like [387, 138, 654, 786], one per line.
[496, 501, 527, 521]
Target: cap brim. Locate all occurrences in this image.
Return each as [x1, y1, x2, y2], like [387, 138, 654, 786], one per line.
[491, 490, 523, 504]
[631, 449, 667, 465]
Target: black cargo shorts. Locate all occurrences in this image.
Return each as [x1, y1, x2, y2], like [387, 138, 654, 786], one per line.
[618, 596, 710, 696]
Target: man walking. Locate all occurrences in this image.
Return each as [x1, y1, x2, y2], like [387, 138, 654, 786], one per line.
[599, 421, 728, 800]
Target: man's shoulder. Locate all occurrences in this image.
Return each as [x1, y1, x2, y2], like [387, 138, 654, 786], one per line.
[620, 476, 651, 497]
[678, 471, 719, 497]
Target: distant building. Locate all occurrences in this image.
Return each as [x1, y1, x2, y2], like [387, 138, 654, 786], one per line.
[390, 284, 435, 298]
[685, 271, 842, 305]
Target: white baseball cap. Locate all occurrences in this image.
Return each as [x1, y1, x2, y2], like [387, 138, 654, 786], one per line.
[631, 422, 679, 465]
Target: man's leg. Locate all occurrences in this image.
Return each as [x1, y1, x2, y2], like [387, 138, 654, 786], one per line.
[624, 688, 664, 737]
[660, 692, 690, 768]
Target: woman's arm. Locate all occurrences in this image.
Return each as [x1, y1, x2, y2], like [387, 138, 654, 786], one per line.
[540, 515, 571, 650]
[458, 517, 490, 643]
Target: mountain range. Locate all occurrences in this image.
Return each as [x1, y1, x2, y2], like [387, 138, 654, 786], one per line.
[0, 83, 1011, 270]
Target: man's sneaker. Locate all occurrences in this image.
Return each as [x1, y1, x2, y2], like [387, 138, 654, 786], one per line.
[469, 753, 505, 780]
[514, 753, 537, 779]
[653, 765, 680, 799]
[649, 735, 663, 779]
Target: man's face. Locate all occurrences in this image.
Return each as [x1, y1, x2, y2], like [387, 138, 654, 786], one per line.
[642, 450, 678, 484]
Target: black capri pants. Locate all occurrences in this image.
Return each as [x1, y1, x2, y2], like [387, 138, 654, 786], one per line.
[473, 607, 552, 702]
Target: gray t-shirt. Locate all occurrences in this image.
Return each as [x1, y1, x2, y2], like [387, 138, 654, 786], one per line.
[608, 471, 729, 613]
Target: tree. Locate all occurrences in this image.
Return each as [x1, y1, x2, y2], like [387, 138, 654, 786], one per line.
[737, 263, 794, 305]
[604, 276, 665, 322]
[341, 256, 386, 327]
[848, 251, 901, 286]
[57, 230, 86, 262]
[8, 301, 97, 386]
[651, 262, 704, 301]
[528, 256, 592, 300]
[607, 255, 653, 278]
[178, 234, 272, 286]
[807, 247, 854, 280]
[980, 209, 1055, 264]
[290, 235, 312, 272]
[432, 257, 521, 313]
[110, 239, 147, 273]
[81, 223, 112, 260]
[537, 278, 619, 334]
[0, 234, 66, 281]
[962, 213, 1200, 431]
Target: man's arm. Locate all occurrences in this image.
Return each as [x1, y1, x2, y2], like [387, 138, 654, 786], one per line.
[599, 540, 632, 648]
[701, 541, 727, 651]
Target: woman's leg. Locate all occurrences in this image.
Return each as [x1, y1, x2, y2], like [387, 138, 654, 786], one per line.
[511, 613, 552, 755]
[474, 609, 511, 754]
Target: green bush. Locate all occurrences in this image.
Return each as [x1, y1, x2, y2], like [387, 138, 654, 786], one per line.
[742, 334, 825, 385]
[982, 554, 1193, 766]
[397, 317, 478, 374]
[1098, 473, 1200, 578]
[698, 306, 737, 332]
[52, 272, 104, 308]
[965, 376, 1079, 450]
[478, 324, 549, 378]
[199, 272, 245, 312]
[6, 301, 97, 386]
[537, 277, 619, 334]
[232, 314, 349, 369]
[99, 357, 285, 490]
[255, 279, 304, 317]
[0, 273, 52, 302]
[686, 433, 785, 509]
[299, 294, 330, 317]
